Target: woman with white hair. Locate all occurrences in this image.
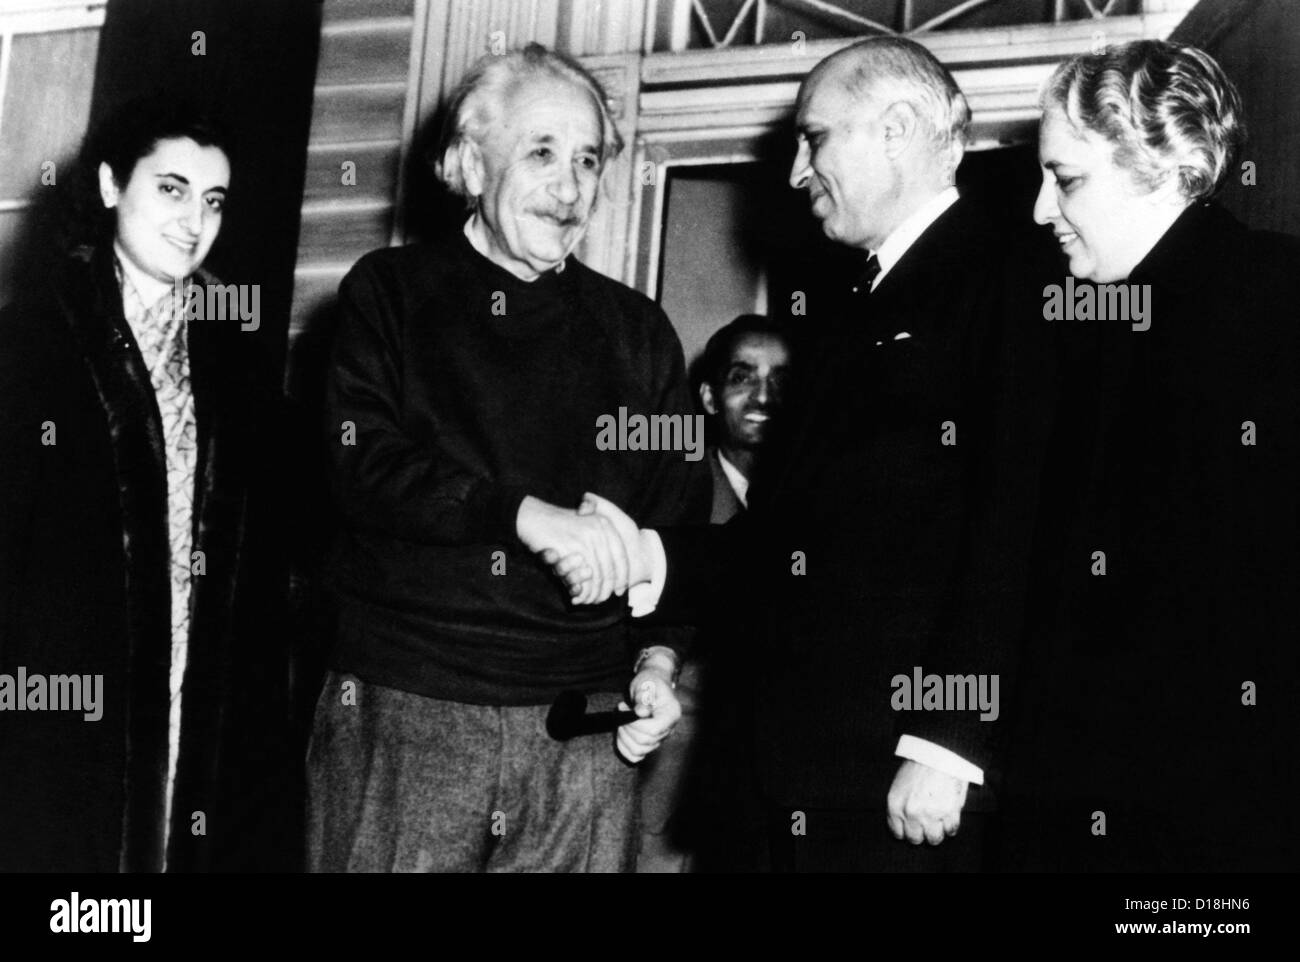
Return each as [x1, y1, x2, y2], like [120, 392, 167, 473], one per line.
[1002, 40, 1298, 872]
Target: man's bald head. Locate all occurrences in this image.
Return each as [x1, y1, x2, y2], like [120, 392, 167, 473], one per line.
[804, 36, 971, 178]
[790, 37, 971, 250]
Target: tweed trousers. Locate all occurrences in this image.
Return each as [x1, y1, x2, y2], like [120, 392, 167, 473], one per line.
[307, 671, 638, 872]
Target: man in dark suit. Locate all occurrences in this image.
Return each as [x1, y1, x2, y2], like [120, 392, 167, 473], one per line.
[562, 37, 1047, 871]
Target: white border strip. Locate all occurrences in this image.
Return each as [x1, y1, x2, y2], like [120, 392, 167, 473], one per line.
[0, 1, 106, 35]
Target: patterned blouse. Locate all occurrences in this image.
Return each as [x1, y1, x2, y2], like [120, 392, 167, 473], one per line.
[117, 259, 199, 853]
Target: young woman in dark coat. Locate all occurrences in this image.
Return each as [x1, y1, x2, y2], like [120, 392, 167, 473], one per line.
[0, 99, 295, 872]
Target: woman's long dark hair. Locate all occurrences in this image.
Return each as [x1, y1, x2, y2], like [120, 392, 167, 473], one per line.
[35, 95, 232, 263]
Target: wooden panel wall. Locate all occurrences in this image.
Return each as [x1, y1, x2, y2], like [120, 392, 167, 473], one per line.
[290, 0, 417, 345]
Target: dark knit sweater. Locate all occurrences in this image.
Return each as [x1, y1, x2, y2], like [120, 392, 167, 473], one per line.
[324, 228, 708, 704]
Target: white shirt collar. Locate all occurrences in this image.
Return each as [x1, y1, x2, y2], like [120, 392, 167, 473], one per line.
[716, 449, 749, 509]
[871, 186, 959, 290]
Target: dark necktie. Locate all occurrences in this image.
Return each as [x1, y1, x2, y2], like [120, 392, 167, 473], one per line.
[852, 254, 882, 296]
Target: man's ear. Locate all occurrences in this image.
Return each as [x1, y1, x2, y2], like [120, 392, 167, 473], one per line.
[458, 139, 486, 199]
[880, 101, 921, 160]
[699, 381, 719, 416]
[98, 162, 120, 209]
[947, 140, 967, 178]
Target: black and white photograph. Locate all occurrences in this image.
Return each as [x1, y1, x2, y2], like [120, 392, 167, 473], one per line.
[0, 0, 1295, 944]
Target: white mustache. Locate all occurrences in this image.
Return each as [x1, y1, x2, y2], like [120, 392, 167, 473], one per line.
[530, 207, 584, 227]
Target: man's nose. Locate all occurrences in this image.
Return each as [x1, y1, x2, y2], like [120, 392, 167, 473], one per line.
[1032, 177, 1057, 226]
[551, 163, 580, 204]
[789, 140, 811, 190]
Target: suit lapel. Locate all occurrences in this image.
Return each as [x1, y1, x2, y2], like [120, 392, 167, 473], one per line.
[60, 248, 168, 486]
[187, 270, 252, 564]
[865, 199, 972, 345]
[709, 448, 745, 523]
[167, 282, 249, 872]
[761, 199, 980, 511]
[56, 246, 171, 873]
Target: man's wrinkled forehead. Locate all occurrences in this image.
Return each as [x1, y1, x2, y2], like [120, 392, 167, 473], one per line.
[490, 76, 603, 153]
[796, 60, 862, 125]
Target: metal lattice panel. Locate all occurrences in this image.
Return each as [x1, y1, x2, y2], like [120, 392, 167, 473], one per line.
[681, 0, 1136, 49]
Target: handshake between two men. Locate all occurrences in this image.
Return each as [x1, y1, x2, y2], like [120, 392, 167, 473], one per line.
[516, 492, 971, 850]
[516, 493, 654, 606]
[516, 492, 673, 766]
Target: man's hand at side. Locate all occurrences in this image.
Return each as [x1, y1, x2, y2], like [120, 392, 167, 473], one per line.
[886, 759, 969, 845]
[615, 659, 680, 764]
[516, 495, 627, 605]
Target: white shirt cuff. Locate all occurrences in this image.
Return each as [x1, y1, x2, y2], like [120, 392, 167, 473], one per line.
[627, 529, 667, 617]
[895, 734, 984, 786]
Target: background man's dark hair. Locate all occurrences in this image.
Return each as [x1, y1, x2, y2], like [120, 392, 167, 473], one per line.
[694, 314, 793, 397]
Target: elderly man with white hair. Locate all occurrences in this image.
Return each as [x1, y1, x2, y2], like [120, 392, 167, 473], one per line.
[307, 43, 708, 873]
